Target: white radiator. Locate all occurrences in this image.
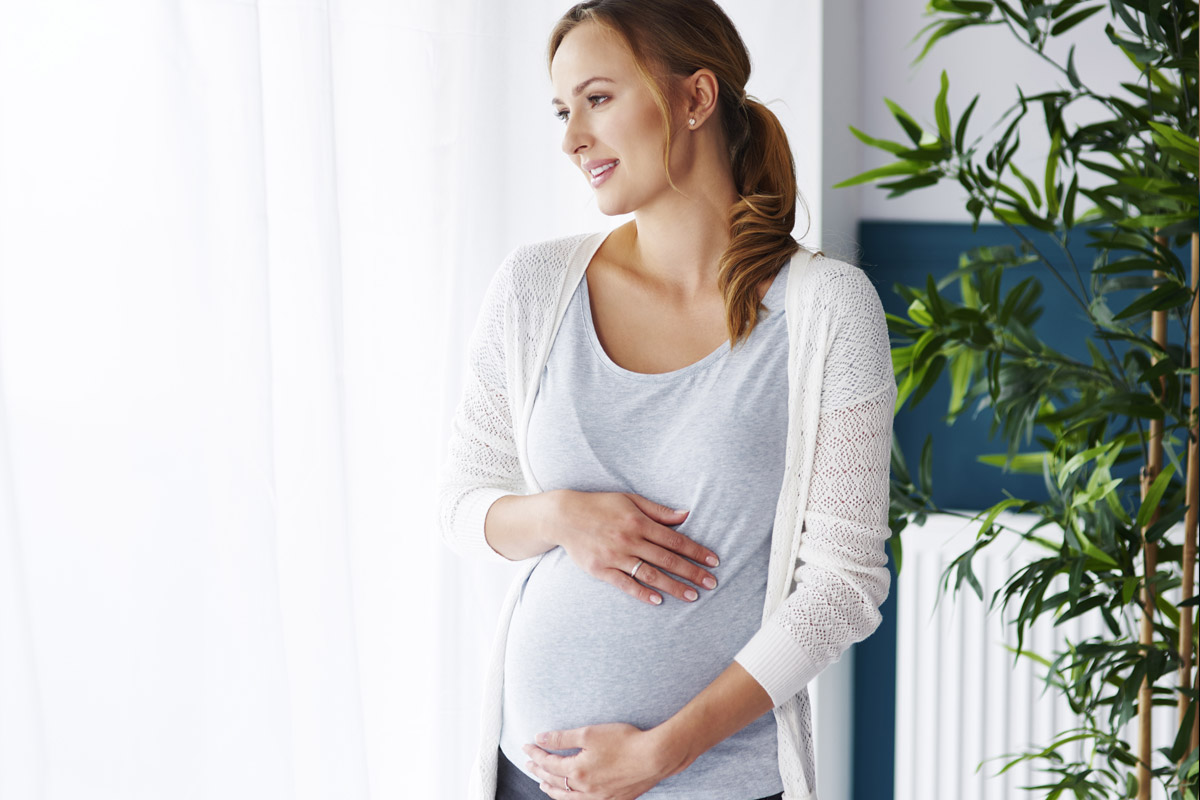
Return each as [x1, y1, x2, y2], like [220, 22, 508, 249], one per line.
[894, 511, 1185, 800]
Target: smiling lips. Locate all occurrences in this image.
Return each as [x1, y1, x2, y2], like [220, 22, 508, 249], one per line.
[585, 159, 619, 187]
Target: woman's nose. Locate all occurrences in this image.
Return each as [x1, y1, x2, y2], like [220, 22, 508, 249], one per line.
[561, 116, 590, 157]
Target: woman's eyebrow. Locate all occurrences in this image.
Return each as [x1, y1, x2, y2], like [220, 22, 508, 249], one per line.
[550, 76, 615, 105]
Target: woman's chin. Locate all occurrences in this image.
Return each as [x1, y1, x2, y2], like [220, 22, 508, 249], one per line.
[595, 195, 635, 217]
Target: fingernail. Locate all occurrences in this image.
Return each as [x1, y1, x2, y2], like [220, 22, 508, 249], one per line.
[684, 589, 698, 601]
[706, 555, 719, 567]
[526, 761, 535, 770]
[674, 508, 688, 515]
[703, 576, 716, 589]
[651, 594, 662, 605]
[536, 732, 548, 744]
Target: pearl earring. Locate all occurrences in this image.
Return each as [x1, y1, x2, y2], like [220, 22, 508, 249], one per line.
[689, 118, 696, 126]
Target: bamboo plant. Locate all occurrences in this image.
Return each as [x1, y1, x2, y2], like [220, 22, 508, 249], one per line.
[836, 1, 1199, 798]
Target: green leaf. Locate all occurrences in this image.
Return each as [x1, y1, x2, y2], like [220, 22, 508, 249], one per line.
[935, 71, 952, 144]
[947, 352, 971, 415]
[925, 274, 948, 323]
[1063, 172, 1078, 228]
[912, 329, 948, 369]
[1071, 477, 1122, 509]
[918, 434, 934, 497]
[1044, 128, 1061, 219]
[992, 206, 1025, 227]
[1115, 213, 1197, 231]
[1008, 162, 1042, 209]
[931, 0, 994, 12]
[1136, 461, 1175, 529]
[970, 497, 1028, 540]
[833, 160, 928, 188]
[1167, 699, 1198, 763]
[884, 97, 924, 145]
[1155, 591, 1180, 627]
[1093, 256, 1164, 275]
[978, 453, 1046, 473]
[1050, 0, 1086, 20]
[955, 94, 980, 154]
[847, 125, 909, 155]
[879, 172, 943, 197]
[907, 297, 934, 326]
[887, 530, 903, 575]
[1137, 354, 1179, 386]
[1057, 442, 1114, 489]
[912, 18, 976, 65]
[1121, 575, 1140, 606]
[1071, 523, 1119, 568]
[1014, 201, 1056, 232]
[1111, 283, 1191, 320]
[1147, 120, 1199, 153]
[992, 0, 1027, 26]
[1065, 43, 1081, 89]
[1049, 4, 1103, 36]
[896, 145, 950, 163]
[1147, 121, 1200, 174]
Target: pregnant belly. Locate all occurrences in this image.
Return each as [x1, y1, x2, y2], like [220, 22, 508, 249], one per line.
[500, 545, 768, 740]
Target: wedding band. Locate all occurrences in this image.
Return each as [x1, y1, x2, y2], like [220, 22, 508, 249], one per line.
[564, 776, 571, 792]
[630, 559, 644, 580]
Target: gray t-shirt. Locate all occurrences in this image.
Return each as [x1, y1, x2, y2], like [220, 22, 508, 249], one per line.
[498, 262, 790, 799]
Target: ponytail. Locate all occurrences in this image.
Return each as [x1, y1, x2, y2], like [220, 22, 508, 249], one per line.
[719, 97, 808, 346]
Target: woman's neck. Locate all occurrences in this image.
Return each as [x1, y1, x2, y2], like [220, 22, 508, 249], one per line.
[622, 186, 739, 302]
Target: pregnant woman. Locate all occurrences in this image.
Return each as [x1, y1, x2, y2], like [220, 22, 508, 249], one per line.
[438, 1, 897, 798]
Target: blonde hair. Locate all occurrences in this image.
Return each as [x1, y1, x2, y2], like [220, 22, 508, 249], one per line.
[548, 0, 813, 346]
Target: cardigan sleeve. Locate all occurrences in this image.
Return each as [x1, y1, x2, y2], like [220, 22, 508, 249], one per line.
[436, 252, 530, 564]
[734, 263, 897, 706]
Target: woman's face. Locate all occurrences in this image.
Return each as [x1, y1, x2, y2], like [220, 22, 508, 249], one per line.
[550, 22, 685, 216]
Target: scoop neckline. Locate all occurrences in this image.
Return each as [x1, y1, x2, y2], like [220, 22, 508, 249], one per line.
[577, 246, 789, 382]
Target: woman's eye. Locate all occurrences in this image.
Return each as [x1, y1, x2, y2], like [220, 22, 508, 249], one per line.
[553, 95, 610, 123]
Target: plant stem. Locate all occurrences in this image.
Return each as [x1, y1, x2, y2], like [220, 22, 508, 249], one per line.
[1052, 228, 1090, 305]
[994, 343, 1116, 384]
[993, 215, 1090, 311]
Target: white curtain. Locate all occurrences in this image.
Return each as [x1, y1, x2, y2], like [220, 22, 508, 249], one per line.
[0, 1, 821, 798]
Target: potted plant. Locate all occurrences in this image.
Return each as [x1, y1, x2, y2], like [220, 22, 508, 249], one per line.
[837, 1, 1198, 798]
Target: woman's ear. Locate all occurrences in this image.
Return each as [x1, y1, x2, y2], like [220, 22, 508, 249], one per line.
[683, 68, 721, 129]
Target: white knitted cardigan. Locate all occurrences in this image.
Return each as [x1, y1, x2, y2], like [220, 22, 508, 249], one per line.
[438, 229, 897, 800]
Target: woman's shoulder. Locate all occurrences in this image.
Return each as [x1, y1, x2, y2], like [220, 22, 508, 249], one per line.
[496, 230, 599, 291]
[789, 249, 886, 318]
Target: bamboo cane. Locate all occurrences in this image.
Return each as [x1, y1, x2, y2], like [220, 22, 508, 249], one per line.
[1137, 236, 1169, 800]
[1183, 231, 1199, 761]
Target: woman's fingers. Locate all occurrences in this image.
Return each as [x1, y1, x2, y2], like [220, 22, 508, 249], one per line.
[638, 543, 717, 593]
[623, 493, 689, 526]
[623, 558, 701, 603]
[624, 494, 720, 568]
[603, 568, 663, 605]
[523, 759, 570, 798]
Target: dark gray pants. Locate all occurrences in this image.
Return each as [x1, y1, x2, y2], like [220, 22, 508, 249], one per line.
[495, 748, 784, 800]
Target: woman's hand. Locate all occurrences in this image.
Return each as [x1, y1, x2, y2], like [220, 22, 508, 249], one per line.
[548, 490, 720, 605]
[521, 722, 685, 799]
[522, 663, 775, 799]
